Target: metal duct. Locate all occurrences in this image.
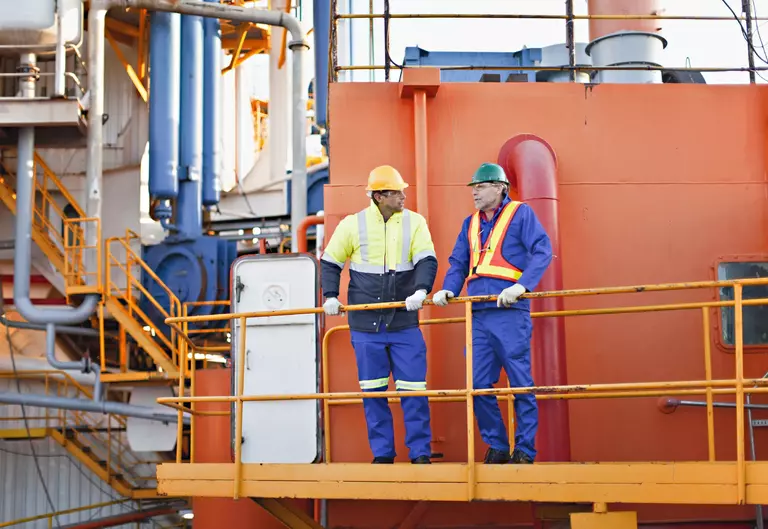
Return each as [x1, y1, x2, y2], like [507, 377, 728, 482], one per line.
[586, 0, 667, 84]
[202, 0, 222, 207]
[176, 11, 204, 239]
[587, 0, 663, 42]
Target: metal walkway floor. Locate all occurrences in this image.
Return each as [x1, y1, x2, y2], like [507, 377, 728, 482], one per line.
[157, 461, 768, 504]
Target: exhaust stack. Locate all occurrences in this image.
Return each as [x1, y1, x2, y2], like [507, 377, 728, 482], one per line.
[586, 0, 667, 84]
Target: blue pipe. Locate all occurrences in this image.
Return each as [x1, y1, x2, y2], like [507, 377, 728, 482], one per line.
[177, 13, 204, 240]
[148, 12, 180, 207]
[312, 0, 330, 130]
[202, 0, 221, 207]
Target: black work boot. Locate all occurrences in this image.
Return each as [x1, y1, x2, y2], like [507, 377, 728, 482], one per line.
[510, 448, 534, 464]
[372, 456, 394, 464]
[411, 455, 431, 464]
[483, 447, 511, 464]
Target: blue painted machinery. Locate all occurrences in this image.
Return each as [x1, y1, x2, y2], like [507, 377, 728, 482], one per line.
[141, 1, 235, 338]
[402, 46, 544, 83]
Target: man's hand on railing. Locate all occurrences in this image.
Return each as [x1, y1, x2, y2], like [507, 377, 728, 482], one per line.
[432, 290, 455, 307]
[497, 284, 527, 308]
[405, 289, 427, 311]
[323, 297, 342, 316]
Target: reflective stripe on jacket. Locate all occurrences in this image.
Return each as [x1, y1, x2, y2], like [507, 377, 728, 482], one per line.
[321, 202, 438, 332]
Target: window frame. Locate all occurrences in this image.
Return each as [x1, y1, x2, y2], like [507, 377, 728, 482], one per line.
[713, 255, 768, 354]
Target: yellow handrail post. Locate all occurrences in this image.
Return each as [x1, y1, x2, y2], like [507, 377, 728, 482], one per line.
[464, 300, 475, 501]
[735, 284, 746, 504]
[702, 307, 715, 462]
[233, 316, 247, 499]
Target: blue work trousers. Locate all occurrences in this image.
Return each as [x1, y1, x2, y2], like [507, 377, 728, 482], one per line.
[471, 308, 537, 459]
[350, 326, 432, 460]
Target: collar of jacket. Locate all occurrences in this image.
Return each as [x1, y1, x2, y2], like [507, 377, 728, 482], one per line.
[367, 201, 404, 224]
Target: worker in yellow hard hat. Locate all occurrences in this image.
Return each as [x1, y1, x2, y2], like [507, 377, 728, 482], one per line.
[320, 165, 438, 464]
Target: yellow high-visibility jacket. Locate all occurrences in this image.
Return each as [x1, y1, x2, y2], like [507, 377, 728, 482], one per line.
[321, 202, 438, 332]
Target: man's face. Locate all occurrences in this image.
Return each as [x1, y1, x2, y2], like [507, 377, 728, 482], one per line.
[472, 182, 503, 211]
[375, 190, 406, 212]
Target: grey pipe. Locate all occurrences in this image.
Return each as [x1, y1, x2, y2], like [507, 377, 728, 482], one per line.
[54, 0, 66, 97]
[89, 0, 309, 253]
[0, 314, 104, 338]
[46, 323, 102, 402]
[85, 6, 106, 287]
[0, 391, 189, 424]
[669, 399, 768, 411]
[290, 37, 309, 252]
[15, 51, 99, 325]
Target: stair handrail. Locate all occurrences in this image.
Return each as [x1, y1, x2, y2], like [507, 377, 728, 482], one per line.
[104, 231, 183, 371]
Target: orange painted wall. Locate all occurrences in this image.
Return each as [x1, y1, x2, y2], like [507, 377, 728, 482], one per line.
[191, 369, 313, 528]
[322, 81, 768, 526]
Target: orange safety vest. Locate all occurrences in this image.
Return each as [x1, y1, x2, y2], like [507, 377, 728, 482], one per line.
[467, 200, 524, 282]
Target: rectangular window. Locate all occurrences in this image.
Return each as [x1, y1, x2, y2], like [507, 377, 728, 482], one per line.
[718, 262, 768, 346]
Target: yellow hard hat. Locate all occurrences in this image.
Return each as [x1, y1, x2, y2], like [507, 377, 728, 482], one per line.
[366, 165, 409, 192]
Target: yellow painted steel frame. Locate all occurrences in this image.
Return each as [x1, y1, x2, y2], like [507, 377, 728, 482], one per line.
[154, 277, 768, 514]
[105, 29, 148, 103]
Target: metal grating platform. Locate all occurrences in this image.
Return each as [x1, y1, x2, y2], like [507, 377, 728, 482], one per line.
[0, 97, 87, 147]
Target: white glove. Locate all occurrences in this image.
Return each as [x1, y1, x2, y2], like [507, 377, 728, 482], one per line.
[497, 284, 527, 308]
[405, 289, 427, 311]
[432, 290, 455, 307]
[323, 297, 342, 316]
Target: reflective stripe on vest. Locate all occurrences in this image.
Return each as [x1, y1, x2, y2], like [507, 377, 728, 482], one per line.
[349, 209, 413, 274]
[467, 201, 524, 282]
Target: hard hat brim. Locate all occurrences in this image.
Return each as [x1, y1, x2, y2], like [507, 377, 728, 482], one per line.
[366, 182, 409, 192]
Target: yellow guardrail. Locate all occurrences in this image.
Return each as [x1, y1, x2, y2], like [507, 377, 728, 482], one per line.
[157, 277, 766, 503]
[103, 229, 182, 375]
[63, 216, 102, 297]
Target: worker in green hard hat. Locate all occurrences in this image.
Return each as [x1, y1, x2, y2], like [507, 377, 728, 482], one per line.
[432, 162, 553, 464]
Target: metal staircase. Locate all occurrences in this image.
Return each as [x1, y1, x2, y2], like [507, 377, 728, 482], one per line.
[0, 148, 183, 381]
[0, 150, 86, 286]
[0, 370, 161, 498]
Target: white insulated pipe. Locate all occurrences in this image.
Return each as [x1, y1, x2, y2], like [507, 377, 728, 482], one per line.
[269, 0, 291, 187]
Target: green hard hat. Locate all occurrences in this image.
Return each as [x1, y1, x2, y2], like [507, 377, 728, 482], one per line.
[468, 163, 509, 186]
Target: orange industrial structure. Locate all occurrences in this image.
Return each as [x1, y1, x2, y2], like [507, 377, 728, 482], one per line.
[152, 0, 768, 526]
[160, 36, 768, 529]
[5, 0, 768, 527]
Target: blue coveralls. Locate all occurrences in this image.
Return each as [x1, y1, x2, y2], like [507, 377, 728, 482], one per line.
[351, 326, 431, 460]
[442, 196, 553, 459]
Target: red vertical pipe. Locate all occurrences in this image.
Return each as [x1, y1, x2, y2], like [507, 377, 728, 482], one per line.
[297, 214, 324, 253]
[497, 134, 571, 462]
